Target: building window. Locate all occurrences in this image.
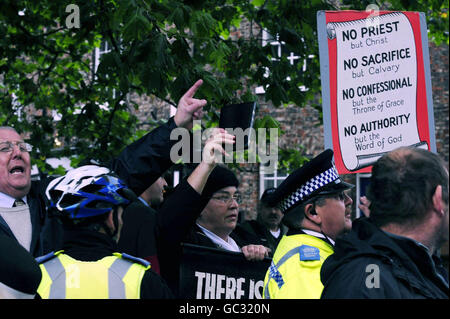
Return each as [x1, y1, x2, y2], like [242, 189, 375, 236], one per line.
[93, 40, 117, 104]
[255, 30, 314, 94]
[259, 163, 288, 198]
[93, 40, 112, 73]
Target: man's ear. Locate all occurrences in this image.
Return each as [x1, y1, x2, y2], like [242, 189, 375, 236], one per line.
[304, 203, 322, 225]
[104, 209, 115, 233]
[432, 185, 444, 216]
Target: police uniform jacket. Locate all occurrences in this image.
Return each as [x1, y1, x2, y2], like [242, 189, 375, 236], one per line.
[263, 229, 334, 299]
[36, 229, 173, 299]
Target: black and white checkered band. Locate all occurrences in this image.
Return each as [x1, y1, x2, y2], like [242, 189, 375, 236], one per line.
[279, 167, 340, 212]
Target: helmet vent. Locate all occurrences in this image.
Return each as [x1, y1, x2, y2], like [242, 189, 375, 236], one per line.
[59, 194, 82, 208]
[80, 184, 103, 194]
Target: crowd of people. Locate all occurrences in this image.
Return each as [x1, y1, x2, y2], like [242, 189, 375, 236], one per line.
[0, 79, 448, 299]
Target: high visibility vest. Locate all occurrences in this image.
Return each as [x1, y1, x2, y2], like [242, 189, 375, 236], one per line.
[36, 251, 150, 299]
[263, 234, 333, 299]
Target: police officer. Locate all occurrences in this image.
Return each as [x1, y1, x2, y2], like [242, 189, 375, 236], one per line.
[36, 165, 172, 299]
[263, 149, 354, 299]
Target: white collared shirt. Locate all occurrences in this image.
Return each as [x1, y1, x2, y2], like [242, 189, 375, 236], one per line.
[138, 196, 150, 207]
[0, 192, 28, 208]
[301, 229, 335, 246]
[270, 228, 281, 238]
[196, 223, 241, 253]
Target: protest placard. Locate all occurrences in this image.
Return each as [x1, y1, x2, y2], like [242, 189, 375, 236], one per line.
[179, 243, 271, 299]
[317, 10, 436, 174]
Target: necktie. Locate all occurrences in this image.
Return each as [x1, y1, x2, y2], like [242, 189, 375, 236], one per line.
[13, 199, 26, 207]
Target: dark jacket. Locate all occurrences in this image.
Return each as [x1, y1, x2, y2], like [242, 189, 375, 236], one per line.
[151, 182, 210, 296]
[0, 179, 64, 257]
[117, 200, 161, 274]
[112, 117, 179, 196]
[93, 117, 188, 275]
[238, 220, 288, 256]
[320, 217, 449, 299]
[0, 233, 42, 297]
[54, 229, 173, 299]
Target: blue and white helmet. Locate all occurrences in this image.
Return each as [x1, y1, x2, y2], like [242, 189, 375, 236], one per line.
[45, 165, 134, 219]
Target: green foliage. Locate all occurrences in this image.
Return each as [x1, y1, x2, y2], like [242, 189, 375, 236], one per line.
[343, 0, 449, 45]
[278, 147, 310, 173]
[0, 0, 447, 174]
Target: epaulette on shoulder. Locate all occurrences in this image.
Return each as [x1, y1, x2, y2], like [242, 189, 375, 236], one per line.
[35, 250, 64, 264]
[118, 252, 151, 269]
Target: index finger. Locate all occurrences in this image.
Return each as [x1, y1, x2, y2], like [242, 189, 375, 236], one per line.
[183, 79, 203, 99]
[360, 196, 369, 204]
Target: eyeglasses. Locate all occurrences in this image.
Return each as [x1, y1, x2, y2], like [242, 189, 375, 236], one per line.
[0, 141, 33, 153]
[210, 193, 242, 205]
[315, 191, 348, 202]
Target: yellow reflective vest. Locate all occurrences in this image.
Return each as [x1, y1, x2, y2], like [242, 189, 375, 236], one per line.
[37, 251, 150, 299]
[263, 233, 334, 299]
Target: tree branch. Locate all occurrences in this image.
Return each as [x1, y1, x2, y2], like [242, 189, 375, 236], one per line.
[100, 91, 127, 152]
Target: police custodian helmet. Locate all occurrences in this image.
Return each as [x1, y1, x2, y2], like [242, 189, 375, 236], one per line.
[267, 149, 354, 214]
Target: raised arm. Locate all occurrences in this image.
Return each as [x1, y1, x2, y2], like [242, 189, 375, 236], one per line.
[156, 128, 235, 246]
[112, 80, 207, 195]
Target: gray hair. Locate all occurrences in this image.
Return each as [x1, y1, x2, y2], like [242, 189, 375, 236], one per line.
[282, 196, 329, 230]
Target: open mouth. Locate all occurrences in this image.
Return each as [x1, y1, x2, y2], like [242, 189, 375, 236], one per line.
[9, 166, 25, 175]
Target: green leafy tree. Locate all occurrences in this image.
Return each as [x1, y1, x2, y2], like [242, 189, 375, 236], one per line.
[343, 0, 449, 45]
[0, 0, 447, 174]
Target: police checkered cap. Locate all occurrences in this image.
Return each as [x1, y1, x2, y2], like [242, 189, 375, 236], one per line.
[279, 166, 340, 212]
[268, 149, 353, 214]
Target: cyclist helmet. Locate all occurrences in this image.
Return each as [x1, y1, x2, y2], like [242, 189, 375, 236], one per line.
[45, 165, 134, 220]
